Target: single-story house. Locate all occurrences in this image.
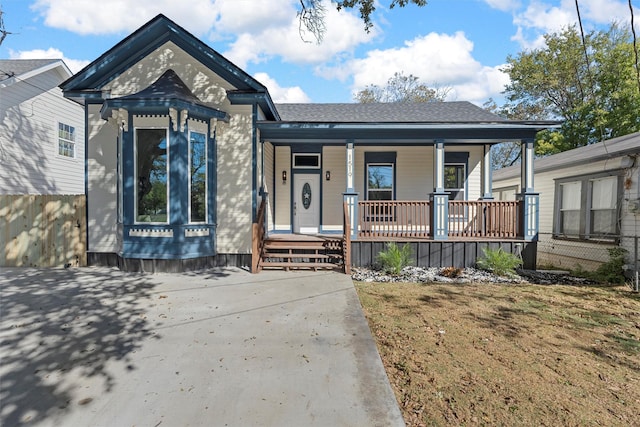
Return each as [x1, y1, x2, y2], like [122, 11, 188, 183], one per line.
[0, 59, 84, 194]
[60, 14, 557, 273]
[494, 131, 640, 275]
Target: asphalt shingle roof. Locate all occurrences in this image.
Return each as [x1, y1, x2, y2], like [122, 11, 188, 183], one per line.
[493, 131, 640, 181]
[274, 101, 507, 123]
[0, 59, 61, 81]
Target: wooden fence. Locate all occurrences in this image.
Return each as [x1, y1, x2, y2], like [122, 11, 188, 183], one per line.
[1, 195, 87, 267]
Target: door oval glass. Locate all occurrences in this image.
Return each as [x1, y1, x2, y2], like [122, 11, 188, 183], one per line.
[302, 182, 312, 209]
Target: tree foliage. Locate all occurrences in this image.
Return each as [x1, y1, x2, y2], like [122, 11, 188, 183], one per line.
[503, 23, 640, 156]
[354, 72, 449, 103]
[298, 0, 427, 43]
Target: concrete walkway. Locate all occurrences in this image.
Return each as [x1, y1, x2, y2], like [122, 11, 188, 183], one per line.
[0, 267, 404, 427]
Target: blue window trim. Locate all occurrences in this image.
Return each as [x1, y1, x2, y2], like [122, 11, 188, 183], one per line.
[364, 152, 396, 200]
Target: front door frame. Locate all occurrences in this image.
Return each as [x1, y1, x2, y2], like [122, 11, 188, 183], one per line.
[293, 172, 321, 234]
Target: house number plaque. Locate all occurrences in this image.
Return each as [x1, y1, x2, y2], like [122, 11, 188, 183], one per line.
[302, 183, 312, 209]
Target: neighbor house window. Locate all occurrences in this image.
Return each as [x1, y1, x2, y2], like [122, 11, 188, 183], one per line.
[58, 122, 75, 157]
[189, 131, 207, 223]
[135, 128, 168, 223]
[554, 174, 620, 240]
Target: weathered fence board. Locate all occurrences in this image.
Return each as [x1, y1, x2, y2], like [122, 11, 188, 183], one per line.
[1, 195, 86, 267]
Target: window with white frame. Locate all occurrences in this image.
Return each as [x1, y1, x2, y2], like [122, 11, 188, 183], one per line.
[135, 128, 168, 223]
[554, 174, 620, 240]
[444, 164, 465, 200]
[58, 122, 75, 157]
[189, 131, 207, 223]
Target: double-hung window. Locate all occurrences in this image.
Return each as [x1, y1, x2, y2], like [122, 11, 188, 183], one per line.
[58, 122, 75, 157]
[554, 173, 620, 241]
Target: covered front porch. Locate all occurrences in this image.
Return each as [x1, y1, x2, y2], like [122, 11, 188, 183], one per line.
[253, 102, 554, 273]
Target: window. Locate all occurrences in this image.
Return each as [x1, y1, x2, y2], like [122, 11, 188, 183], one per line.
[58, 123, 75, 157]
[590, 176, 617, 235]
[554, 174, 620, 240]
[293, 153, 320, 168]
[189, 131, 207, 223]
[444, 152, 469, 200]
[367, 164, 394, 200]
[559, 181, 581, 236]
[444, 164, 465, 200]
[135, 128, 168, 223]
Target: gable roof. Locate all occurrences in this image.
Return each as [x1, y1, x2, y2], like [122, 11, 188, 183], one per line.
[494, 131, 640, 181]
[60, 14, 278, 119]
[275, 101, 507, 123]
[0, 59, 71, 86]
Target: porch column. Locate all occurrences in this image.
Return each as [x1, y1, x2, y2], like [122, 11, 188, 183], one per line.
[518, 138, 539, 241]
[482, 144, 494, 200]
[343, 141, 358, 240]
[430, 140, 449, 240]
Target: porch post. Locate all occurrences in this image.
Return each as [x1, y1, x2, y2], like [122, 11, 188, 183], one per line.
[482, 144, 494, 200]
[517, 138, 539, 241]
[343, 141, 358, 240]
[430, 140, 449, 240]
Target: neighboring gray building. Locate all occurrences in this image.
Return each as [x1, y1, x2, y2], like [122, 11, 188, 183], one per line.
[494, 131, 640, 274]
[0, 59, 84, 194]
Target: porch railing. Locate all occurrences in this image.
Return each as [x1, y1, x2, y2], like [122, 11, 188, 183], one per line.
[251, 198, 267, 273]
[357, 200, 521, 239]
[358, 200, 431, 238]
[448, 200, 520, 238]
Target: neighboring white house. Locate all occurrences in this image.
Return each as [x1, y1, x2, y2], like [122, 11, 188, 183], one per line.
[0, 59, 84, 194]
[494, 132, 640, 275]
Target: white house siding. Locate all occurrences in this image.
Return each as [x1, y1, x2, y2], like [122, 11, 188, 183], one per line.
[86, 104, 118, 253]
[322, 145, 347, 232]
[274, 146, 291, 231]
[494, 154, 640, 270]
[263, 142, 275, 231]
[0, 67, 84, 194]
[216, 105, 254, 254]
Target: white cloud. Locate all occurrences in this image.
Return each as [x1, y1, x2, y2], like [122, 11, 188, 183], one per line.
[9, 48, 89, 73]
[253, 72, 310, 103]
[31, 0, 220, 35]
[510, 0, 635, 50]
[483, 0, 522, 12]
[222, 0, 375, 68]
[335, 32, 509, 105]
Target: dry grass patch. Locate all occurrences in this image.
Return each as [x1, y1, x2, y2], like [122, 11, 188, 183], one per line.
[355, 281, 640, 427]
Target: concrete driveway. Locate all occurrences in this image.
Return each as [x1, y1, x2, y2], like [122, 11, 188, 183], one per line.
[0, 267, 404, 427]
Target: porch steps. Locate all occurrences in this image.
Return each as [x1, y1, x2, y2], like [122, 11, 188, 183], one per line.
[259, 236, 345, 271]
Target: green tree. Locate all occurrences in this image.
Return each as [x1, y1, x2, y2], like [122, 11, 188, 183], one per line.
[354, 72, 449, 103]
[503, 23, 640, 155]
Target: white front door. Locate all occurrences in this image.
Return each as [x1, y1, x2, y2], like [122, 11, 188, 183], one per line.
[293, 173, 320, 234]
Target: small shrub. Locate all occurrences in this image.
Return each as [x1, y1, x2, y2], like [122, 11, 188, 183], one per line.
[377, 242, 413, 275]
[476, 247, 522, 277]
[593, 247, 628, 284]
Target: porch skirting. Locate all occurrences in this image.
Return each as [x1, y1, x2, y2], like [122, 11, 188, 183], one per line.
[351, 240, 536, 270]
[87, 252, 251, 273]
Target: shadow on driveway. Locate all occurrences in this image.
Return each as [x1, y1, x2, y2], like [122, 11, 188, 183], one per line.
[1, 268, 158, 426]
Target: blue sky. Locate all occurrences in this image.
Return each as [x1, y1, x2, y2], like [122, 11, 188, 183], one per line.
[1, 0, 637, 105]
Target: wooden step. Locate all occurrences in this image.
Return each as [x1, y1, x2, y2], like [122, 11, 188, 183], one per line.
[259, 261, 339, 271]
[262, 253, 334, 259]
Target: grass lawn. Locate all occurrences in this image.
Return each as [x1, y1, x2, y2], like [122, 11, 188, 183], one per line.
[355, 281, 640, 427]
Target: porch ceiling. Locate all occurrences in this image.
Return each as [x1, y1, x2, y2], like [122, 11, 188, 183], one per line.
[257, 121, 559, 144]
